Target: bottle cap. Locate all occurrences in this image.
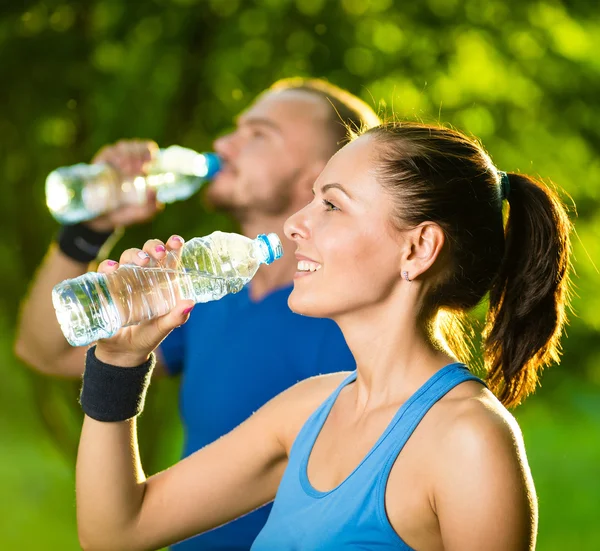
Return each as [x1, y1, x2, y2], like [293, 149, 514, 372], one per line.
[257, 233, 283, 264]
[201, 153, 221, 179]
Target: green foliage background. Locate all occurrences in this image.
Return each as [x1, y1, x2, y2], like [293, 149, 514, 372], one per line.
[1, 0, 599, 549]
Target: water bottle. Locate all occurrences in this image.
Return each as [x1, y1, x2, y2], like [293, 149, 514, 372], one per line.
[52, 231, 283, 347]
[45, 145, 221, 224]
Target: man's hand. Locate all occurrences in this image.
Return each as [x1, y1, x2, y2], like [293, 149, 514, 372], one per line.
[85, 139, 163, 232]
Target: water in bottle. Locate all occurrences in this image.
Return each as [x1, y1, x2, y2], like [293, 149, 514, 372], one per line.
[46, 145, 221, 224]
[52, 232, 283, 347]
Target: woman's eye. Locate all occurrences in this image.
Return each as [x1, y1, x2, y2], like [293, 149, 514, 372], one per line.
[322, 199, 339, 211]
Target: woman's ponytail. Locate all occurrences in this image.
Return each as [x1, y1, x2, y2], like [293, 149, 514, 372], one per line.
[484, 174, 573, 408]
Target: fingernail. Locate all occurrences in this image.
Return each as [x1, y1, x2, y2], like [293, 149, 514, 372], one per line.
[171, 235, 184, 243]
[182, 306, 194, 315]
[155, 245, 166, 253]
[106, 260, 118, 266]
[137, 251, 149, 259]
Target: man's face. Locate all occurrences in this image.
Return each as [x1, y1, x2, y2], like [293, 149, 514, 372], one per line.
[207, 90, 331, 221]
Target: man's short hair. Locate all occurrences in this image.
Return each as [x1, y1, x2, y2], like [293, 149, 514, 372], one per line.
[269, 77, 381, 156]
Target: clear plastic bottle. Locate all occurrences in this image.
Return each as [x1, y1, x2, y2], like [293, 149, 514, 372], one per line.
[52, 231, 283, 347]
[45, 145, 221, 224]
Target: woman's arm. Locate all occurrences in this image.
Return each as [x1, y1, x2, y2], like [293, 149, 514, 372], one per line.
[77, 353, 291, 551]
[433, 402, 537, 551]
[74, 239, 289, 551]
[75, 236, 347, 551]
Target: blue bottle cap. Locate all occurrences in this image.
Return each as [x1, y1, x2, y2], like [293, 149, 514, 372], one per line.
[257, 233, 283, 264]
[203, 153, 221, 178]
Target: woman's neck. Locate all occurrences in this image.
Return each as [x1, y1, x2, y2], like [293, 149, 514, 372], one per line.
[337, 298, 456, 411]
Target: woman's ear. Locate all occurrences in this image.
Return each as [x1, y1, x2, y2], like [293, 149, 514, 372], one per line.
[403, 222, 445, 280]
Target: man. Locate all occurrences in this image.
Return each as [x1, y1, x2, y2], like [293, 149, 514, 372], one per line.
[16, 78, 380, 549]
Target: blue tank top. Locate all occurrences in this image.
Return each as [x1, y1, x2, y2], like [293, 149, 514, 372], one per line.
[251, 363, 484, 550]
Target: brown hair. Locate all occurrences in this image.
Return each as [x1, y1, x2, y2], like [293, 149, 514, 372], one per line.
[365, 122, 573, 408]
[270, 77, 381, 156]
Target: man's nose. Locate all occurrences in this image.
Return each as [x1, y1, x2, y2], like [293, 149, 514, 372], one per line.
[213, 131, 238, 158]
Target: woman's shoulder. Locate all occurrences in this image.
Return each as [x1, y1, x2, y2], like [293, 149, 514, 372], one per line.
[420, 381, 536, 544]
[273, 371, 353, 453]
[292, 370, 354, 395]
[439, 380, 522, 443]
[432, 381, 529, 480]
[279, 371, 353, 418]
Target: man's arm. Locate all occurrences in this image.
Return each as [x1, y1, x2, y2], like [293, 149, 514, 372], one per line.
[14, 140, 161, 378]
[15, 245, 98, 377]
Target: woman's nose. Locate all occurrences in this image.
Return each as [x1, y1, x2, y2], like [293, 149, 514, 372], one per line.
[284, 204, 311, 242]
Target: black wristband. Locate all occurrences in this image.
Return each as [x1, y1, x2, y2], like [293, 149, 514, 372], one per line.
[80, 346, 155, 422]
[57, 223, 114, 263]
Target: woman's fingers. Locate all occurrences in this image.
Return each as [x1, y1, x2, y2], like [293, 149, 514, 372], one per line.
[166, 234, 185, 251]
[113, 236, 185, 273]
[94, 254, 194, 361]
[164, 235, 185, 266]
[114, 236, 185, 269]
[142, 239, 168, 258]
[155, 300, 195, 336]
[118, 248, 151, 266]
[97, 259, 121, 274]
[121, 302, 194, 361]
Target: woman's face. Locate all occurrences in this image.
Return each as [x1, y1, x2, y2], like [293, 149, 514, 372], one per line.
[284, 134, 405, 319]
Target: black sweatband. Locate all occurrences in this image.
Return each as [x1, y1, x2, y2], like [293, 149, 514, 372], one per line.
[57, 223, 114, 263]
[80, 346, 155, 422]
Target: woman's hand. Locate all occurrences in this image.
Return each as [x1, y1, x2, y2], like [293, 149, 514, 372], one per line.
[94, 235, 195, 367]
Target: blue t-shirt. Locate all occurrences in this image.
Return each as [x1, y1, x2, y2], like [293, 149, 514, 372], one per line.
[160, 283, 355, 551]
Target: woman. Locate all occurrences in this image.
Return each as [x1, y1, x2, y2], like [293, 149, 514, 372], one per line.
[76, 123, 572, 551]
